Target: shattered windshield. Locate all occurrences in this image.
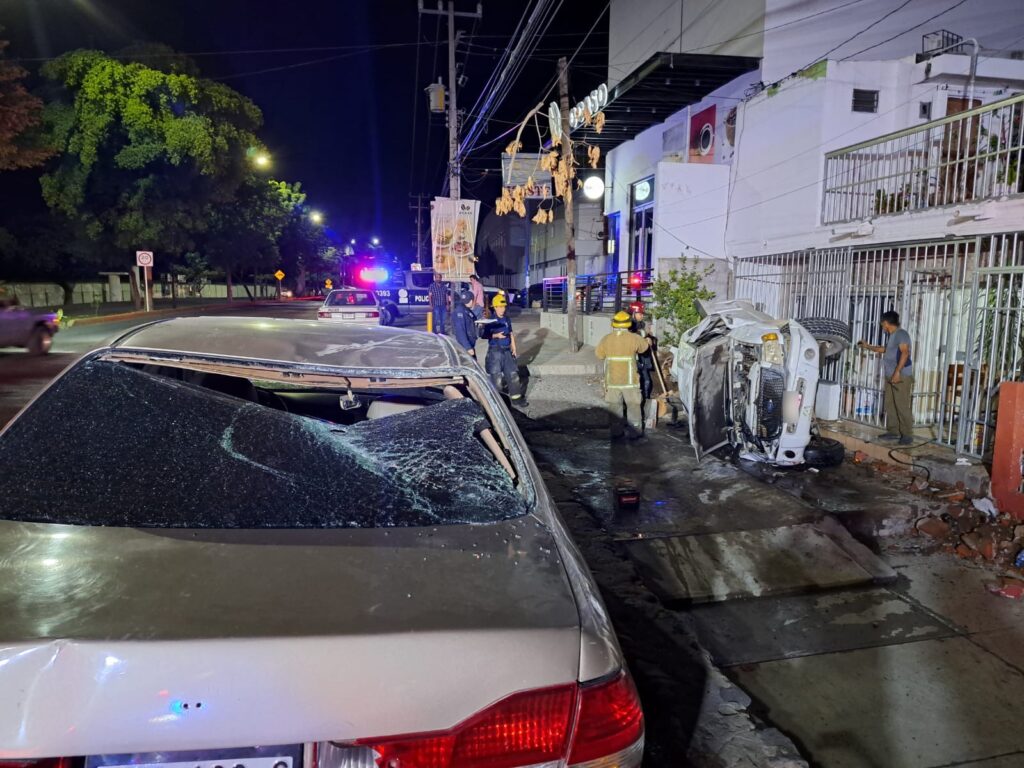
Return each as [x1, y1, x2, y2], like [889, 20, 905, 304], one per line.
[0, 359, 527, 528]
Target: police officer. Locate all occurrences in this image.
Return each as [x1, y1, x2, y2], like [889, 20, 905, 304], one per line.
[480, 293, 525, 405]
[452, 288, 479, 360]
[595, 310, 651, 439]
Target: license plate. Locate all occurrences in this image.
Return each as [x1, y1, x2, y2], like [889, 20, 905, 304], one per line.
[341, 313, 354, 320]
[87, 747, 299, 768]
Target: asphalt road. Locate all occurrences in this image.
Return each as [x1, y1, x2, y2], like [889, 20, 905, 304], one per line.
[0, 301, 431, 426]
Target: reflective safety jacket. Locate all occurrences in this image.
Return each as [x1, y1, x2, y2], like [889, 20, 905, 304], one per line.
[595, 329, 650, 389]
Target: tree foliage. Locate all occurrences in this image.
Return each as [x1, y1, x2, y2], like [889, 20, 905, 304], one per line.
[649, 263, 716, 348]
[0, 36, 54, 170]
[39, 48, 264, 255]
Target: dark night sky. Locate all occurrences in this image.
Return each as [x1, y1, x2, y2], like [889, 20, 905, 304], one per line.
[1, 0, 608, 259]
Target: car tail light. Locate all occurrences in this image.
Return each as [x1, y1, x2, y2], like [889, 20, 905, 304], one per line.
[330, 672, 643, 768]
[367, 312, 380, 319]
[568, 672, 644, 765]
[318, 311, 330, 318]
[355, 684, 576, 768]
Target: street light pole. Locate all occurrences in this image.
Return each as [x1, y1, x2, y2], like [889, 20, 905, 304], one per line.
[447, 1, 460, 200]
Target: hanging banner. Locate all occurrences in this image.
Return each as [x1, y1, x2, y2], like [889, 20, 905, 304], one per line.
[431, 197, 479, 279]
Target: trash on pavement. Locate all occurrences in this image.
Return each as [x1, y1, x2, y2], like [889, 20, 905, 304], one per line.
[972, 497, 999, 519]
[987, 578, 1024, 600]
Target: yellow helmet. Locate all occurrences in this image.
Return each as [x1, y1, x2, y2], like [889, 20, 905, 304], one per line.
[612, 310, 632, 329]
[491, 293, 507, 308]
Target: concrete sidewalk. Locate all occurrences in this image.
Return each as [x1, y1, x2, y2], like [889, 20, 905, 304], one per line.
[518, 369, 1024, 768]
[508, 310, 601, 376]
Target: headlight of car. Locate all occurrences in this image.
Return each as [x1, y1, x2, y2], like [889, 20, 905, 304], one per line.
[761, 333, 785, 366]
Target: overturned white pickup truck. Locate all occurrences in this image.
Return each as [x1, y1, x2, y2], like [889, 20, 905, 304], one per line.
[672, 300, 849, 467]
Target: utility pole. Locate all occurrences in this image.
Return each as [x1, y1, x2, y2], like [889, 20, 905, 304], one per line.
[558, 56, 579, 352]
[409, 193, 429, 265]
[419, 1, 482, 200]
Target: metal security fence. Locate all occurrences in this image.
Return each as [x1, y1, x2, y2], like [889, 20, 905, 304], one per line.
[823, 93, 1024, 224]
[542, 270, 653, 314]
[734, 232, 1024, 457]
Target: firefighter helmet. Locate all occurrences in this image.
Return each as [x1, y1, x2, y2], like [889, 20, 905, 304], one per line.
[491, 293, 507, 308]
[612, 311, 632, 329]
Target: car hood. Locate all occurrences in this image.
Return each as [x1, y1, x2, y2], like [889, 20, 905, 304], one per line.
[0, 516, 582, 756]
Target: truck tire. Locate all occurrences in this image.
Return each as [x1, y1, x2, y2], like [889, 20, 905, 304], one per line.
[796, 317, 851, 361]
[27, 326, 53, 355]
[803, 436, 845, 467]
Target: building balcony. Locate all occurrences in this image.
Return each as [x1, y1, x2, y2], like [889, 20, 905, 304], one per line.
[822, 93, 1024, 225]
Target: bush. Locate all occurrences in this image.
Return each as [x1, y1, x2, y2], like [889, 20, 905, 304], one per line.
[648, 263, 715, 348]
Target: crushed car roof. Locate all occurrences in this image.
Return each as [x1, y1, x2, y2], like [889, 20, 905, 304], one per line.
[111, 316, 457, 370]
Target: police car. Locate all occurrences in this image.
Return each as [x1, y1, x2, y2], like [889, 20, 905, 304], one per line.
[372, 267, 513, 326]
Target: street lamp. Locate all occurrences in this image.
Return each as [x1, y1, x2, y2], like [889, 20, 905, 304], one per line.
[310, 210, 324, 225]
[350, 238, 357, 245]
[371, 236, 380, 246]
[253, 152, 271, 169]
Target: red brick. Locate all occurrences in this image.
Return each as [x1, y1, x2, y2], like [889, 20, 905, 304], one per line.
[955, 544, 979, 559]
[961, 532, 982, 551]
[915, 517, 951, 539]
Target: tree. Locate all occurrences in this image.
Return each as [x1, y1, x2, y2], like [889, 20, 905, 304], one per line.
[648, 263, 716, 348]
[201, 175, 290, 300]
[39, 48, 265, 268]
[274, 181, 331, 297]
[0, 34, 53, 170]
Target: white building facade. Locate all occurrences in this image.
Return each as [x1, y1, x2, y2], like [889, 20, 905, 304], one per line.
[594, 0, 1024, 456]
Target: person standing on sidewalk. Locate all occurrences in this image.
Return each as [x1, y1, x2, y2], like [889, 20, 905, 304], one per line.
[480, 293, 525, 406]
[858, 310, 914, 445]
[452, 289, 480, 361]
[596, 311, 651, 439]
[469, 274, 486, 318]
[631, 304, 657, 426]
[429, 273, 449, 334]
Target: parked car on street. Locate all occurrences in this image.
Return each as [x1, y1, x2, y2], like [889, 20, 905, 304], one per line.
[0, 316, 644, 768]
[316, 287, 384, 325]
[0, 299, 59, 354]
[672, 299, 849, 467]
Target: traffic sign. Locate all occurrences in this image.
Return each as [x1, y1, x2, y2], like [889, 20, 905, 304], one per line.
[274, 269, 285, 281]
[325, 278, 333, 290]
[136, 250, 154, 268]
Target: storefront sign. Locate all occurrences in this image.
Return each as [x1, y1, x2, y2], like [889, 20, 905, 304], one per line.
[547, 82, 609, 137]
[431, 197, 480, 279]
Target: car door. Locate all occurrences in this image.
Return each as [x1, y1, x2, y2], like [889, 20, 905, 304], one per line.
[0, 307, 30, 348]
[688, 336, 731, 459]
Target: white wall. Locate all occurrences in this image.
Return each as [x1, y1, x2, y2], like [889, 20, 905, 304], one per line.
[726, 56, 1024, 257]
[761, 0, 1024, 85]
[653, 162, 730, 265]
[527, 200, 609, 282]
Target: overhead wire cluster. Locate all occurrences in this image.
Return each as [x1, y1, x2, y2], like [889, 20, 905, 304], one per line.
[458, 0, 565, 161]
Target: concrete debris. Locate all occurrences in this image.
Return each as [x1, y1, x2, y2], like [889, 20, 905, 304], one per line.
[972, 496, 999, 519]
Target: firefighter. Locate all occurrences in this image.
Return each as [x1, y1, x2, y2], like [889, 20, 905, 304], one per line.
[480, 293, 525, 405]
[595, 310, 651, 438]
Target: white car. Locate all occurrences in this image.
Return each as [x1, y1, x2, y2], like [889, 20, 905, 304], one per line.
[0, 317, 644, 768]
[673, 299, 848, 467]
[316, 288, 384, 325]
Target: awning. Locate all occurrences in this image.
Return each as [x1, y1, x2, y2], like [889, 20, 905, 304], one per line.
[573, 52, 760, 151]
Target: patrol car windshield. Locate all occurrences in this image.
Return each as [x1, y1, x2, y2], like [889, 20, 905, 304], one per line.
[325, 290, 376, 307]
[410, 272, 433, 289]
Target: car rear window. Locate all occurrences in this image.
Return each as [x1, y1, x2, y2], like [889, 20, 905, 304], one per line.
[325, 291, 376, 307]
[0, 359, 527, 528]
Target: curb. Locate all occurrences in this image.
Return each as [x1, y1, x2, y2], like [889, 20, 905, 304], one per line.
[530, 363, 601, 376]
[68, 301, 286, 327]
[821, 424, 991, 496]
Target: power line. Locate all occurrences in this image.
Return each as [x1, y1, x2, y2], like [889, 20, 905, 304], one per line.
[810, 0, 917, 65]
[409, 10, 424, 196]
[839, 0, 974, 60]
